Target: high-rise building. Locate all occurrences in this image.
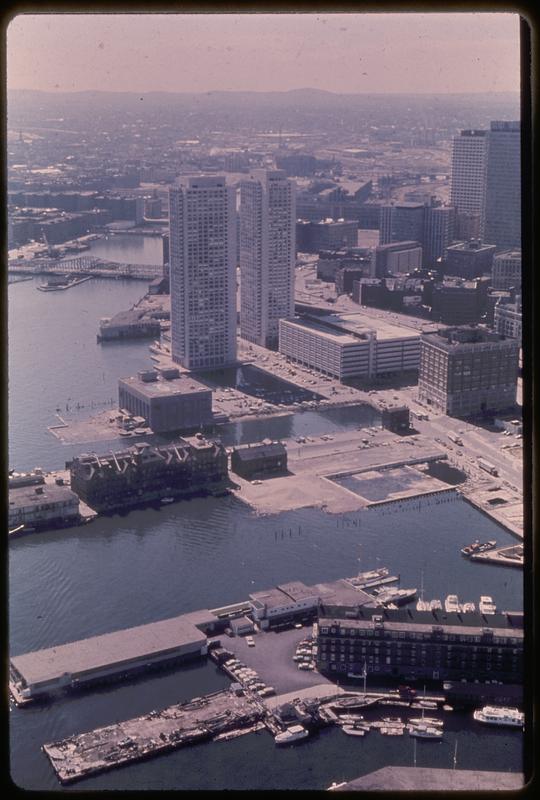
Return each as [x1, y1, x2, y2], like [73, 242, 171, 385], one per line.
[239, 169, 296, 349]
[484, 121, 521, 250]
[423, 204, 456, 267]
[450, 130, 488, 240]
[169, 176, 237, 370]
[418, 327, 519, 417]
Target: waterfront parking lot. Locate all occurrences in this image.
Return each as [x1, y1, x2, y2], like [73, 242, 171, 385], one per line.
[217, 626, 334, 696]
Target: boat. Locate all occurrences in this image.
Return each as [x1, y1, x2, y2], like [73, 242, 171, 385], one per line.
[381, 726, 403, 736]
[461, 602, 476, 613]
[408, 724, 443, 739]
[8, 524, 25, 537]
[444, 594, 461, 613]
[381, 717, 403, 725]
[161, 497, 175, 505]
[479, 595, 497, 615]
[341, 725, 366, 737]
[373, 587, 417, 606]
[473, 706, 524, 727]
[274, 725, 309, 745]
[461, 539, 497, 557]
[414, 700, 438, 710]
[409, 717, 443, 727]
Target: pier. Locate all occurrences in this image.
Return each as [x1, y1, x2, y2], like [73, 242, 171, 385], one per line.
[8, 256, 163, 282]
[43, 688, 263, 784]
[470, 543, 523, 568]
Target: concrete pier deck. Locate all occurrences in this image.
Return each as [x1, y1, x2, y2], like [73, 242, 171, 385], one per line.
[470, 543, 524, 568]
[43, 689, 262, 784]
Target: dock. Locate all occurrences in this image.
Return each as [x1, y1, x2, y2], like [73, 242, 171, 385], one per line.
[470, 543, 523, 568]
[43, 689, 263, 784]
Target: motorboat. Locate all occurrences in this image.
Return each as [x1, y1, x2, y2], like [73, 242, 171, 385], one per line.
[275, 725, 309, 744]
[341, 725, 367, 737]
[461, 539, 497, 557]
[473, 706, 524, 727]
[409, 717, 443, 727]
[444, 594, 461, 613]
[479, 595, 497, 615]
[409, 724, 443, 739]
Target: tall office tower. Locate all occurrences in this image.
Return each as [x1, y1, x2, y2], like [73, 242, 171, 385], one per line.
[450, 130, 488, 240]
[239, 169, 296, 349]
[169, 176, 237, 370]
[484, 121, 521, 250]
[423, 203, 456, 268]
[380, 202, 425, 246]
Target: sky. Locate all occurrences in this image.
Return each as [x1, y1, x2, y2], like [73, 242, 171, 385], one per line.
[7, 12, 521, 94]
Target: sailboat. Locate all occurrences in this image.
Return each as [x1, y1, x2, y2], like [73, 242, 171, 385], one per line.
[408, 686, 443, 739]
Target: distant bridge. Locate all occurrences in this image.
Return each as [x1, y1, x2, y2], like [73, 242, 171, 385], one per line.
[7, 256, 163, 281]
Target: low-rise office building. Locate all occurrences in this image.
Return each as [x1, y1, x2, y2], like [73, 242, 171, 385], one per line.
[296, 218, 358, 254]
[316, 607, 523, 683]
[118, 369, 213, 433]
[418, 326, 519, 417]
[494, 294, 522, 344]
[372, 241, 423, 278]
[279, 312, 421, 382]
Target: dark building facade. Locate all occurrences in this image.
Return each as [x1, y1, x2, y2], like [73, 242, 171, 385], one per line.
[296, 219, 358, 254]
[316, 607, 523, 683]
[430, 277, 490, 326]
[444, 240, 497, 280]
[230, 442, 287, 480]
[69, 438, 228, 512]
[335, 267, 367, 296]
[418, 326, 519, 417]
[381, 406, 411, 433]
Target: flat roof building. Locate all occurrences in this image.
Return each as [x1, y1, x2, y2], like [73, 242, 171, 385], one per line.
[444, 239, 496, 280]
[279, 312, 420, 382]
[230, 441, 287, 480]
[491, 249, 521, 291]
[317, 607, 523, 683]
[418, 326, 519, 418]
[10, 613, 212, 701]
[8, 484, 80, 532]
[118, 369, 213, 433]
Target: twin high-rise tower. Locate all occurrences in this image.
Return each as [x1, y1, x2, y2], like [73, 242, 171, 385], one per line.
[239, 169, 296, 349]
[169, 176, 237, 370]
[450, 121, 521, 250]
[169, 170, 295, 369]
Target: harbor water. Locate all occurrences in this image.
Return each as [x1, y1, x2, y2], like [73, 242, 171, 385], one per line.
[8, 251, 524, 790]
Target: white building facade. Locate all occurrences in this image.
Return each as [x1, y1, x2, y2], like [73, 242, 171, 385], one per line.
[450, 129, 488, 239]
[239, 169, 296, 348]
[169, 176, 237, 370]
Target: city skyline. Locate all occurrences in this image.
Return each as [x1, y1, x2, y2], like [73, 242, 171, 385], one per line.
[7, 12, 521, 95]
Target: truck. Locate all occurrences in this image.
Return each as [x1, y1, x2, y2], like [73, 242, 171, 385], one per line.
[478, 458, 498, 476]
[447, 432, 464, 446]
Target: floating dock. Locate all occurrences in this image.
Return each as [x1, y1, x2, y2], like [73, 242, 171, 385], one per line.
[470, 543, 524, 568]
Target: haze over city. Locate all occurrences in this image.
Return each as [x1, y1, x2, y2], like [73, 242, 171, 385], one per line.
[8, 9, 527, 795]
[8, 12, 521, 94]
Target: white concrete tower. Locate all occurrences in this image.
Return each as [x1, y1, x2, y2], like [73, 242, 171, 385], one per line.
[169, 175, 237, 369]
[450, 129, 488, 240]
[239, 169, 296, 349]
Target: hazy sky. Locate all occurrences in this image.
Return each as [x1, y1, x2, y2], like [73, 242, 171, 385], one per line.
[7, 12, 521, 94]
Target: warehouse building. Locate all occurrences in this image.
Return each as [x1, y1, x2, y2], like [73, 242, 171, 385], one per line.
[279, 312, 420, 382]
[249, 580, 375, 630]
[418, 326, 519, 418]
[118, 368, 213, 433]
[10, 613, 214, 701]
[316, 607, 523, 683]
[230, 442, 287, 480]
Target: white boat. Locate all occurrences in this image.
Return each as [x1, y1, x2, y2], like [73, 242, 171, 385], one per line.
[274, 725, 309, 745]
[473, 706, 524, 727]
[461, 602, 476, 613]
[161, 497, 175, 505]
[444, 594, 461, 613]
[409, 717, 443, 727]
[479, 595, 497, 615]
[342, 725, 366, 737]
[409, 724, 443, 739]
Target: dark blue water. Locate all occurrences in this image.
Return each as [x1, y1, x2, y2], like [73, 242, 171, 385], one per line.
[85, 232, 165, 265]
[8, 269, 524, 790]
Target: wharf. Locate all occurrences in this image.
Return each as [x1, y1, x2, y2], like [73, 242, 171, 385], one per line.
[470, 543, 523, 568]
[43, 689, 263, 784]
[460, 485, 523, 540]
